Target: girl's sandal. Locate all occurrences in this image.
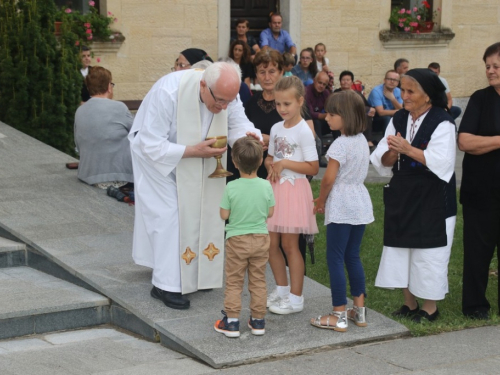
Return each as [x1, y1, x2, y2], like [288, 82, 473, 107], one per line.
[310, 311, 347, 332]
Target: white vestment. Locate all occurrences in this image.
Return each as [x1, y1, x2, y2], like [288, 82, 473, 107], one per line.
[128, 69, 261, 294]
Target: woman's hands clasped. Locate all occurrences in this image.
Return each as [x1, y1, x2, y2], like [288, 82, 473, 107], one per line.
[387, 132, 411, 155]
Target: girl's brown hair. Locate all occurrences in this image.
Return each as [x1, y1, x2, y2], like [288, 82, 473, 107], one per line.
[324, 90, 366, 136]
[229, 40, 251, 65]
[300, 48, 318, 78]
[314, 43, 327, 65]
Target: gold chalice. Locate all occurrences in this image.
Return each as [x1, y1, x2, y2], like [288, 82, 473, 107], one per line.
[206, 136, 233, 178]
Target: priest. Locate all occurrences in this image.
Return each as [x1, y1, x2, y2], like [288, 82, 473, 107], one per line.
[128, 62, 262, 310]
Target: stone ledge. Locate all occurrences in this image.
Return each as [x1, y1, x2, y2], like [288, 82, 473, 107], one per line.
[91, 32, 125, 54]
[379, 28, 455, 49]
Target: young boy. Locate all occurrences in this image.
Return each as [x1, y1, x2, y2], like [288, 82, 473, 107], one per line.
[282, 52, 295, 77]
[214, 137, 275, 338]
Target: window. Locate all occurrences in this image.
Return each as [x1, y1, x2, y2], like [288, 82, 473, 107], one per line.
[54, 0, 101, 14]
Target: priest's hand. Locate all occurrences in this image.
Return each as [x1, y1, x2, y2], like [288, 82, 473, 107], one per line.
[246, 131, 267, 151]
[183, 139, 227, 158]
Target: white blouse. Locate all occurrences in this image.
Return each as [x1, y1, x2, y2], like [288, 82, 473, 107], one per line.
[370, 112, 456, 183]
[325, 134, 374, 225]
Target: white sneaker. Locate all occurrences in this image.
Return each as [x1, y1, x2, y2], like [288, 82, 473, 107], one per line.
[267, 288, 281, 308]
[269, 296, 304, 315]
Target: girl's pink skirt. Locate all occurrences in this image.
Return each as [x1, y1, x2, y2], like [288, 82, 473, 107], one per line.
[267, 178, 318, 235]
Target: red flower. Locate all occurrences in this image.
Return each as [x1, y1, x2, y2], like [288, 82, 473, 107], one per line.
[84, 23, 91, 29]
[86, 29, 92, 34]
[423, 1, 431, 9]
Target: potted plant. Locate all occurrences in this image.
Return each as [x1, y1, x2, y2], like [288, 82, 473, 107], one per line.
[55, 1, 124, 43]
[389, 1, 440, 33]
[415, 1, 440, 33]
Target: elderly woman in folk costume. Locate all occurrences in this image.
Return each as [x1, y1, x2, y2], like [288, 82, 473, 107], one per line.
[370, 68, 457, 323]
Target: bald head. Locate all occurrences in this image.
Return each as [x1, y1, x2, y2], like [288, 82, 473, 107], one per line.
[313, 71, 330, 93]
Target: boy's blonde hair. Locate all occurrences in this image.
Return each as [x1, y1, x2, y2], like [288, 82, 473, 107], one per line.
[231, 137, 263, 174]
[324, 90, 366, 136]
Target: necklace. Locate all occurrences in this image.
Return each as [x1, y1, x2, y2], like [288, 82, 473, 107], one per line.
[409, 106, 431, 142]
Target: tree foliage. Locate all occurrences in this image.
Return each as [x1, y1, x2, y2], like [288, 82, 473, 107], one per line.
[0, 0, 82, 155]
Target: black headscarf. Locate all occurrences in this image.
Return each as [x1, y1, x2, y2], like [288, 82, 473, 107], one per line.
[180, 48, 213, 65]
[404, 68, 448, 110]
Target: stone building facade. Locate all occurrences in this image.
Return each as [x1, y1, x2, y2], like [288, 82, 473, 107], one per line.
[94, 0, 500, 101]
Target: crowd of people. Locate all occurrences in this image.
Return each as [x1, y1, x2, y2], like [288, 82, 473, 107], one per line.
[71, 14, 500, 337]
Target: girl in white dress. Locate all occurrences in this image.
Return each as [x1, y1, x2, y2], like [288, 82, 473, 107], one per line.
[312, 90, 374, 331]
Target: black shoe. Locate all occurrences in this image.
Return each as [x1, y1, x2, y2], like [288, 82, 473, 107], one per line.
[392, 302, 419, 317]
[411, 308, 439, 323]
[464, 309, 489, 320]
[150, 286, 190, 310]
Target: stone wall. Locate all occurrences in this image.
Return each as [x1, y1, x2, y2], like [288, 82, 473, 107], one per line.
[299, 0, 500, 97]
[94, 0, 219, 101]
[92, 0, 500, 101]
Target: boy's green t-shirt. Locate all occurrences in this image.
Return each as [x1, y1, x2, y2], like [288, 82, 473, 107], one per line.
[220, 177, 275, 239]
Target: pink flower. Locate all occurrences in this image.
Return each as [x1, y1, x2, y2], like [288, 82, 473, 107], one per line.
[84, 23, 91, 28]
[406, 10, 411, 14]
[399, 8, 406, 14]
[89, 0, 95, 6]
[401, 18, 406, 22]
[113, 18, 117, 22]
[404, 26, 410, 32]
[437, 7, 441, 11]
[87, 35, 93, 40]
[107, 11, 112, 16]
[75, 40, 80, 46]
[96, 57, 101, 63]
[85, 28, 92, 34]
[417, 15, 421, 20]
[410, 22, 418, 27]
[65, 8, 72, 13]
[399, 23, 404, 27]
[413, 7, 418, 12]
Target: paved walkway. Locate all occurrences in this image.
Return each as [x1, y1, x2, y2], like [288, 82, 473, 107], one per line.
[1, 325, 498, 374]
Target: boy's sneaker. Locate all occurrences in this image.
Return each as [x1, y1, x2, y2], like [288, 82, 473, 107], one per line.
[214, 310, 240, 338]
[267, 288, 281, 307]
[248, 317, 265, 336]
[269, 296, 304, 315]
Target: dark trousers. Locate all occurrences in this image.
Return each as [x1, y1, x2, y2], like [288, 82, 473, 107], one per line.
[462, 191, 500, 315]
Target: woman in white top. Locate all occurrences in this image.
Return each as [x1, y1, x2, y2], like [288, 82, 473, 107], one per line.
[370, 68, 457, 323]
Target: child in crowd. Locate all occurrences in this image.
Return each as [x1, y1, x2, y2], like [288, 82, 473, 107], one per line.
[311, 90, 374, 331]
[265, 76, 319, 315]
[282, 52, 295, 77]
[314, 43, 329, 72]
[215, 137, 275, 338]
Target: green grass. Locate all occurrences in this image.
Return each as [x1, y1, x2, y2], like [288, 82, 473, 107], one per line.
[307, 181, 499, 336]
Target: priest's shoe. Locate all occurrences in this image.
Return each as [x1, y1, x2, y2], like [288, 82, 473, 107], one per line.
[151, 286, 190, 310]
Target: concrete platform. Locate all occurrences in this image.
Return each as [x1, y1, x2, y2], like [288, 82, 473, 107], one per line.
[0, 121, 408, 367]
[0, 236, 26, 268]
[0, 267, 109, 340]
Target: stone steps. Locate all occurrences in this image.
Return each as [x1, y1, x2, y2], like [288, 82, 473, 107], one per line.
[0, 236, 26, 268]
[0, 266, 110, 340]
